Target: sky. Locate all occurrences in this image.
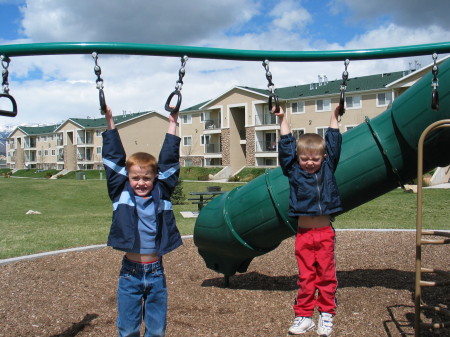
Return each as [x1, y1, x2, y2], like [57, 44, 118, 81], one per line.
[0, 0, 450, 129]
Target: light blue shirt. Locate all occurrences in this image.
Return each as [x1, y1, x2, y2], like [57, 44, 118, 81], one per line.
[128, 195, 157, 254]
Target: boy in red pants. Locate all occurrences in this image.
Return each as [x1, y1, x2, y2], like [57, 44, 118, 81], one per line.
[276, 105, 343, 336]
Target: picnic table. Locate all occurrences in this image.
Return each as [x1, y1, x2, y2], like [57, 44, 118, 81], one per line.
[188, 190, 225, 211]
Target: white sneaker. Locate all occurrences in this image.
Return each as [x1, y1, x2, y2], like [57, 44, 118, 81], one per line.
[288, 316, 315, 335]
[317, 312, 334, 336]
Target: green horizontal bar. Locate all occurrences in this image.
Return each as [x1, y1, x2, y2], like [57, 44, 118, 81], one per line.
[0, 41, 450, 61]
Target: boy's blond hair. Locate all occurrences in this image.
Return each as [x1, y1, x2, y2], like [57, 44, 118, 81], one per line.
[126, 152, 158, 174]
[297, 133, 326, 155]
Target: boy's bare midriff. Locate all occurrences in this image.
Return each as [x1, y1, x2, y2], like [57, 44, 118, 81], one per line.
[298, 215, 330, 229]
[126, 252, 160, 263]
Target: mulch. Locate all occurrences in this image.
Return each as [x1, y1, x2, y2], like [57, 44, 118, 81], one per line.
[0, 231, 448, 337]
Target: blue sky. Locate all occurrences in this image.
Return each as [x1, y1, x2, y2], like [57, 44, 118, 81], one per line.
[0, 0, 450, 127]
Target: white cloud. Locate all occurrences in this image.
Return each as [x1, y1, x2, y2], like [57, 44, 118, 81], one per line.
[270, 1, 312, 31]
[19, 0, 259, 44]
[330, 0, 450, 30]
[1, 0, 450, 128]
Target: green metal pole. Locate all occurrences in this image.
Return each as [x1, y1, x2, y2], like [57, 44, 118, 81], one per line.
[1, 41, 450, 61]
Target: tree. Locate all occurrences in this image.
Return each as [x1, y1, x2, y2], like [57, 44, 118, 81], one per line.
[171, 179, 185, 205]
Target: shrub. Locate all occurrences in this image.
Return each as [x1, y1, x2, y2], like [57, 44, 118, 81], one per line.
[171, 179, 186, 205]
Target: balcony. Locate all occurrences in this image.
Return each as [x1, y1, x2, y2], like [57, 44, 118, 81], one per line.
[24, 138, 37, 149]
[204, 119, 221, 130]
[256, 112, 277, 126]
[205, 143, 221, 154]
[255, 140, 277, 153]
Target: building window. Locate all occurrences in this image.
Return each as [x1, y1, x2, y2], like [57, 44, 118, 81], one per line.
[201, 111, 210, 123]
[184, 159, 193, 167]
[292, 129, 305, 139]
[201, 135, 210, 145]
[96, 146, 102, 154]
[96, 130, 104, 137]
[316, 99, 331, 112]
[377, 92, 392, 106]
[346, 125, 356, 131]
[291, 101, 304, 114]
[181, 114, 192, 124]
[52, 150, 56, 156]
[183, 136, 192, 146]
[345, 95, 361, 109]
[264, 158, 276, 166]
[316, 127, 327, 138]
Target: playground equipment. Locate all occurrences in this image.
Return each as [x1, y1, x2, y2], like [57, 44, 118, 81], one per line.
[1, 41, 449, 335]
[415, 119, 450, 336]
[194, 56, 450, 279]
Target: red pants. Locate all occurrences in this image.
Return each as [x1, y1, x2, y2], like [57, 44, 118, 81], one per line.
[293, 225, 337, 316]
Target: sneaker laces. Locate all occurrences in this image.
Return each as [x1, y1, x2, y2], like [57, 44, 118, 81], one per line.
[292, 317, 305, 327]
[319, 314, 333, 328]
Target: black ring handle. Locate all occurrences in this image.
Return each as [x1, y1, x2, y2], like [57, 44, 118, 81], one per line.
[99, 89, 107, 115]
[268, 93, 280, 113]
[339, 91, 345, 116]
[165, 90, 182, 114]
[0, 93, 17, 117]
[431, 89, 439, 110]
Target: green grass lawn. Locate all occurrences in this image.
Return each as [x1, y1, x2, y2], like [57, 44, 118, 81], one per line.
[0, 177, 448, 259]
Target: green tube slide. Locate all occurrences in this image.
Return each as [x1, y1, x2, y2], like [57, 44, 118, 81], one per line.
[193, 58, 450, 277]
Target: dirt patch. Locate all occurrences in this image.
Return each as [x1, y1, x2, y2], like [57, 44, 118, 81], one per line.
[0, 231, 448, 336]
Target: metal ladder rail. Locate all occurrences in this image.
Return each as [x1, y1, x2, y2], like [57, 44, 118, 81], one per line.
[415, 119, 450, 336]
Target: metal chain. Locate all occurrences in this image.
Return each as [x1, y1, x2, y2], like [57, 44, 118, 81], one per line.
[174, 55, 188, 91]
[91, 52, 107, 114]
[431, 53, 439, 90]
[92, 52, 104, 90]
[1, 55, 11, 94]
[165, 55, 188, 114]
[340, 59, 350, 92]
[262, 59, 280, 113]
[262, 59, 275, 94]
[339, 59, 350, 118]
[431, 53, 439, 110]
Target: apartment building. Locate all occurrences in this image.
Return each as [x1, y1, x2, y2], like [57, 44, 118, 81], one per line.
[6, 111, 170, 170]
[6, 63, 436, 175]
[178, 65, 433, 175]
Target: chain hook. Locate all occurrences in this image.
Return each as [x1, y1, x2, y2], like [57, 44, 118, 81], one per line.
[338, 59, 350, 120]
[431, 52, 439, 110]
[92, 52, 107, 115]
[262, 59, 280, 113]
[165, 55, 188, 114]
[0, 55, 18, 117]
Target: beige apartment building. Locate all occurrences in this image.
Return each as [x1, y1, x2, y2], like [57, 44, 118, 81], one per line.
[6, 62, 440, 176]
[6, 111, 170, 171]
[178, 63, 435, 175]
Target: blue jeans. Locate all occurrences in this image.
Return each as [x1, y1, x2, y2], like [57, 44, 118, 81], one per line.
[117, 256, 167, 337]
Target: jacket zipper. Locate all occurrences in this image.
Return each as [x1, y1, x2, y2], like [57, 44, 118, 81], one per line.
[314, 173, 322, 214]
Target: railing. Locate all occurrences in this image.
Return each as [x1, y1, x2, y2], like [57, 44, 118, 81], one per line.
[414, 119, 450, 337]
[255, 140, 277, 153]
[205, 119, 220, 130]
[256, 113, 277, 126]
[205, 143, 221, 154]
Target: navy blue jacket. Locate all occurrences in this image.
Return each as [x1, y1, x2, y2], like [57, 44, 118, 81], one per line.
[278, 128, 343, 217]
[102, 128, 182, 256]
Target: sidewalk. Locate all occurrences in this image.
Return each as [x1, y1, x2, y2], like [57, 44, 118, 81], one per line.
[426, 182, 450, 189]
